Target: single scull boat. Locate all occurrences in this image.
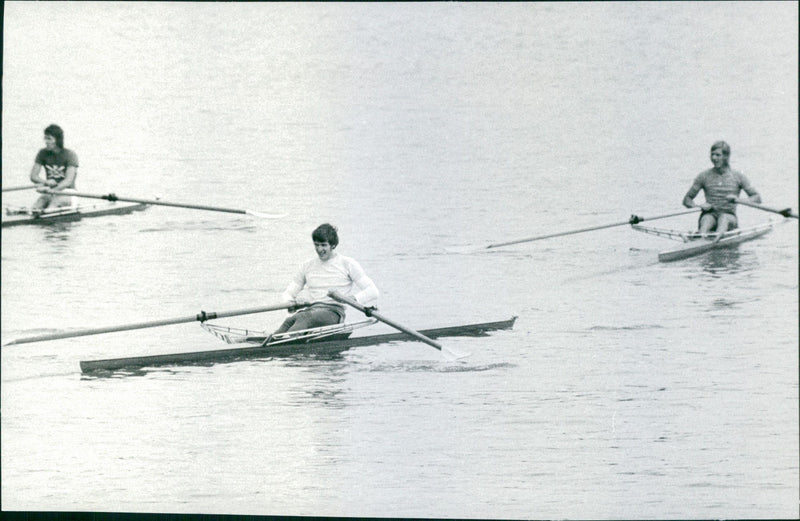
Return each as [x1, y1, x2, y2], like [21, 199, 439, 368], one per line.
[631, 220, 780, 262]
[2, 200, 149, 228]
[79, 317, 517, 374]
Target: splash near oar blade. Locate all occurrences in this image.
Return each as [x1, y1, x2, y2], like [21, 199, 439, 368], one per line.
[4, 303, 296, 346]
[39, 190, 286, 218]
[732, 198, 798, 219]
[327, 291, 471, 360]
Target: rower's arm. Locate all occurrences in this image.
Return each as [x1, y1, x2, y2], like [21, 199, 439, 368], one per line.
[742, 186, 762, 204]
[352, 274, 379, 305]
[281, 279, 304, 304]
[52, 166, 77, 191]
[279, 261, 308, 306]
[29, 163, 45, 185]
[683, 192, 711, 211]
[736, 172, 762, 204]
[683, 177, 705, 209]
[348, 259, 379, 305]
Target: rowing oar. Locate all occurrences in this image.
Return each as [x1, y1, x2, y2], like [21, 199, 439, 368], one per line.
[730, 197, 798, 219]
[39, 189, 286, 219]
[474, 208, 702, 250]
[4, 303, 301, 346]
[328, 290, 471, 360]
[2, 185, 37, 192]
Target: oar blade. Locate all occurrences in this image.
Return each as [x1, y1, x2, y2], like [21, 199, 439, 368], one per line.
[245, 209, 289, 219]
[443, 345, 472, 361]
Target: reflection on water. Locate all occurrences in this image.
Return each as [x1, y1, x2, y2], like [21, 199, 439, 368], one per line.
[78, 349, 516, 394]
[138, 218, 261, 234]
[699, 247, 759, 276]
[79, 351, 352, 380]
[365, 361, 516, 373]
[283, 359, 350, 409]
[42, 222, 75, 243]
[710, 297, 741, 310]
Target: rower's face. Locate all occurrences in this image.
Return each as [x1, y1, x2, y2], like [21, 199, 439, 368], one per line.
[44, 134, 57, 150]
[710, 149, 728, 169]
[314, 241, 334, 261]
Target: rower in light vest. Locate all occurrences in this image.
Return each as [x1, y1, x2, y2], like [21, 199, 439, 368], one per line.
[270, 223, 379, 338]
[682, 141, 762, 237]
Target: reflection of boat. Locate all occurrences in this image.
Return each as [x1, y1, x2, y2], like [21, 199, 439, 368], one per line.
[79, 316, 517, 374]
[631, 220, 779, 262]
[2, 201, 149, 228]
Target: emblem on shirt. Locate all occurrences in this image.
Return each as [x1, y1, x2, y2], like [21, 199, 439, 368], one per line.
[45, 165, 67, 181]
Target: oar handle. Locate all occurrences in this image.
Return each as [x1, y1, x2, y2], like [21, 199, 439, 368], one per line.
[5, 302, 296, 346]
[327, 291, 443, 350]
[732, 198, 798, 219]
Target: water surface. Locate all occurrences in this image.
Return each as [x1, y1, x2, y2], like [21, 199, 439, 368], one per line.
[2, 2, 797, 518]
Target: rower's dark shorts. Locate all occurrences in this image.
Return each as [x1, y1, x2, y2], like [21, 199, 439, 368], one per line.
[699, 209, 738, 230]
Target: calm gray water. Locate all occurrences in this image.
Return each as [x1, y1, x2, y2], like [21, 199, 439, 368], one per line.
[2, 2, 798, 518]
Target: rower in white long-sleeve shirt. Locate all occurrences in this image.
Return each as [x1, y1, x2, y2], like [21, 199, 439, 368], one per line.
[272, 223, 379, 336]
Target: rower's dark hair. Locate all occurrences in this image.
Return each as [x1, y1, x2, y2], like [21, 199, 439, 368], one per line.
[711, 140, 730, 157]
[312, 223, 339, 247]
[44, 124, 64, 148]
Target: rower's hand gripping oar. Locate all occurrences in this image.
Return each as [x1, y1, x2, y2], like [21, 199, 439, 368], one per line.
[729, 197, 798, 219]
[39, 189, 286, 219]
[327, 290, 471, 360]
[4, 302, 299, 346]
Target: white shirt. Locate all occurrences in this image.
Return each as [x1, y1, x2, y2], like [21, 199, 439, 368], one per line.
[281, 252, 379, 306]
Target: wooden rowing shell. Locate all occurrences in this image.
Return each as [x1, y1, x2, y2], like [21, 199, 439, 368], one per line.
[656, 223, 776, 262]
[79, 317, 517, 374]
[2, 201, 149, 228]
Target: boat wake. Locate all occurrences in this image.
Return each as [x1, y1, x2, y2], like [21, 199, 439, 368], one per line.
[586, 324, 665, 331]
[139, 218, 260, 233]
[366, 361, 516, 373]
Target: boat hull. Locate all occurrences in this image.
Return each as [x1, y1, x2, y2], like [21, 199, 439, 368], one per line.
[657, 224, 774, 262]
[80, 317, 517, 374]
[2, 201, 149, 228]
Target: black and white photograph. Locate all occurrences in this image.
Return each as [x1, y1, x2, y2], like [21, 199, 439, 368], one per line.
[2, 2, 798, 518]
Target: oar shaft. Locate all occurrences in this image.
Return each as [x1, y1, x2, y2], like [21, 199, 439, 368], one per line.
[369, 312, 444, 350]
[43, 190, 248, 215]
[487, 221, 629, 248]
[327, 291, 443, 350]
[485, 208, 701, 249]
[733, 198, 798, 219]
[5, 303, 293, 345]
[2, 185, 37, 192]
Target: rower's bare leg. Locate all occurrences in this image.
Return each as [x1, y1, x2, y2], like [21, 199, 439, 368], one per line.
[714, 214, 738, 242]
[30, 194, 51, 216]
[698, 214, 717, 237]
